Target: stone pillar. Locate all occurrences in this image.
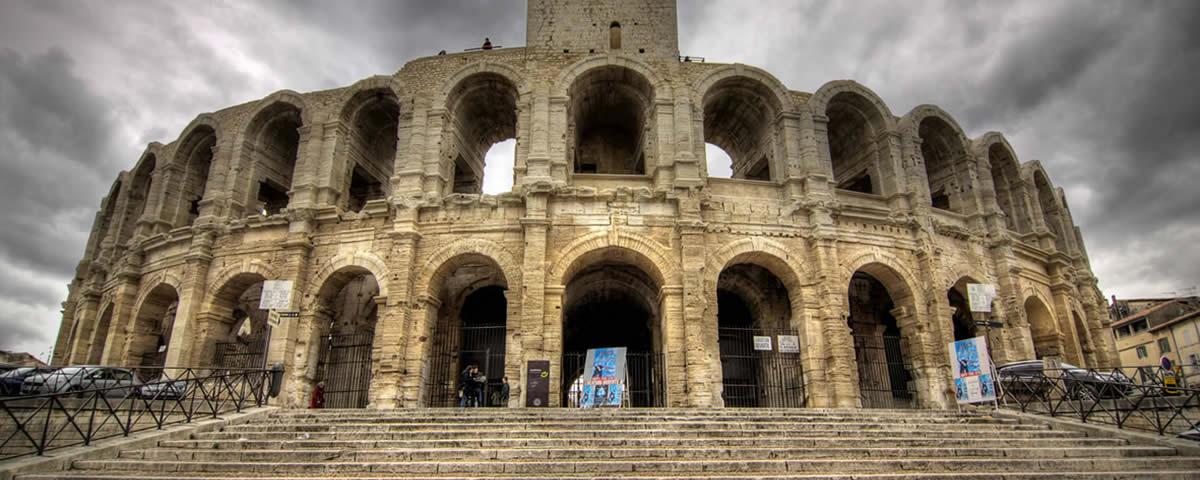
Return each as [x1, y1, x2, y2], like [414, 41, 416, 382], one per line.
[543, 286, 564, 407]
[100, 260, 143, 365]
[661, 285, 687, 407]
[522, 85, 552, 184]
[678, 225, 712, 407]
[400, 295, 439, 407]
[671, 97, 702, 188]
[812, 233, 858, 407]
[264, 218, 313, 406]
[67, 290, 101, 365]
[421, 106, 447, 198]
[135, 168, 170, 239]
[374, 228, 418, 408]
[164, 230, 215, 367]
[519, 191, 550, 406]
[1049, 281, 1084, 366]
[547, 96, 569, 184]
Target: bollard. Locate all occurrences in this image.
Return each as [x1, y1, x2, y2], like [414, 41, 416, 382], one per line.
[269, 362, 285, 398]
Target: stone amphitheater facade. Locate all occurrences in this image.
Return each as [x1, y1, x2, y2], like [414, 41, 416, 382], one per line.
[52, 0, 1116, 410]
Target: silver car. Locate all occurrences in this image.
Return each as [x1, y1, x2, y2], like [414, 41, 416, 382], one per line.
[21, 366, 140, 397]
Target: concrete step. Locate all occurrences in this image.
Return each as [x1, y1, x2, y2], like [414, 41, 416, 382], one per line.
[192, 427, 1088, 441]
[218, 422, 1051, 432]
[158, 435, 1131, 450]
[65, 457, 1200, 475]
[20, 472, 1200, 480]
[119, 445, 1179, 462]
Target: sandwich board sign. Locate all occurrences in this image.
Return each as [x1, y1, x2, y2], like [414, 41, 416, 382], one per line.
[949, 335, 997, 404]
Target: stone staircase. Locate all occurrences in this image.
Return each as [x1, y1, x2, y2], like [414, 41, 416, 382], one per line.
[18, 408, 1200, 479]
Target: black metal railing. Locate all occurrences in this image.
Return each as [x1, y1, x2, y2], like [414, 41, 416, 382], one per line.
[0, 365, 280, 460]
[998, 365, 1200, 438]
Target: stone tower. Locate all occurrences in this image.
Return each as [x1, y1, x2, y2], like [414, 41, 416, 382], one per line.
[525, 0, 679, 59]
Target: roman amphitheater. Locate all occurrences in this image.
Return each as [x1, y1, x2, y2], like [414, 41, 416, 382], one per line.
[51, 0, 1116, 410]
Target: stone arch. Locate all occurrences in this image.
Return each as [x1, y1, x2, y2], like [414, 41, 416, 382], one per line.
[86, 303, 115, 364]
[809, 80, 896, 195]
[440, 65, 523, 195]
[1023, 292, 1061, 359]
[1026, 162, 1069, 252]
[117, 147, 162, 245]
[308, 251, 391, 303]
[438, 60, 529, 104]
[550, 231, 677, 287]
[206, 259, 281, 309]
[553, 54, 669, 99]
[974, 132, 1033, 233]
[237, 93, 307, 216]
[564, 62, 657, 175]
[900, 105, 974, 213]
[337, 76, 405, 122]
[694, 64, 794, 115]
[91, 179, 124, 262]
[706, 238, 812, 407]
[945, 274, 985, 342]
[168, 115, 220, 228]
[414, 238, 519, 301]
[127, 282, 180, 367]
[697, 68, 788, 181]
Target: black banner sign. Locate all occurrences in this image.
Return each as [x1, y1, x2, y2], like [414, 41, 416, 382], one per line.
[526, 360, 550, 407]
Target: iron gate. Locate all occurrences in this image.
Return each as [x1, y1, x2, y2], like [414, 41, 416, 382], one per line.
[718, 327, 806, 407]
[213, 333, 268, 370]
[425, 324, 507, 407]
[562, 351, 664, 407]
[853, 334, 916, 408]
[315, 332, 374, 408]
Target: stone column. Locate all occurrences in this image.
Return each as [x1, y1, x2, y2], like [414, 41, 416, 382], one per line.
[1049, 281, 1084, 366]
[375, 227, 418, 408]
[678, 224, 712, 407]
[519, 192, 550, 406]
[543, 286, 564, 407]
[164, 230, 215, 367]
[661, 285, 687, 407]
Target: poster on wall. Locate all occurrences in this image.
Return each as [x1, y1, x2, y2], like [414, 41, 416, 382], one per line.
[966, 283, 998, 313]
[948, 335, 996, 404]
[777, 335, 800, 353]
[259, 280, 294, 310]
[583, 347, 627, 385]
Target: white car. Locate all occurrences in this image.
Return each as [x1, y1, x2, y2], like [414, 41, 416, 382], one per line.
[21, 366, 140, 397]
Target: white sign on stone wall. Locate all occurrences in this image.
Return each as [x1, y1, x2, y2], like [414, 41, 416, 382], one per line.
[753, 336, 773, 351]
[777, 335, 800, 353]
[259, 280, 294, 310]
[967, 283, 998, 313]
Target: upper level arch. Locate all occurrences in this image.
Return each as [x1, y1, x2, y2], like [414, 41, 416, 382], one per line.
[337, 81, 401, 211]
[809, 81, 896, 195]
[975, 132, 1033, 233]
[168, 115, 220, 228]
[697, 67, 788, 181]
[901, 105, 972, 213]
[565, 63, 655, 175]
[442, 68, 522, 194]
[238, 93, 307, 216]
[1026, 162, 1069, 252]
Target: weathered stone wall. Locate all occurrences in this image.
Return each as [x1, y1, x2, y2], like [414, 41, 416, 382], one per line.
[52, 0, 1116, 410]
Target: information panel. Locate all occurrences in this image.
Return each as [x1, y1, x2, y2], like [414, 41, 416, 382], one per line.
[525, 360, 550, 407]
[949, 336, 996, 404]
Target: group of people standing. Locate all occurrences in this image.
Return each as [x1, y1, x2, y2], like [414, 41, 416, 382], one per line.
[459, 364, 509, 408]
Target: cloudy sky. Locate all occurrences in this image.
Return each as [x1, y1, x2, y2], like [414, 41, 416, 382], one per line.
[0, 1, 1197, 360]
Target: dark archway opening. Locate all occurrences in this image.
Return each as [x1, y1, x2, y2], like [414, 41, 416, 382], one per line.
[425, 257, 508, 407]
[826, 92, 882, 194]
[568, 66, 653, 175]
[848, 272, 915, 408]
[247, 103, 302, 216]
[311, 271, 379, 408]
[130, 284, 179, 370]
[948, 286, 977, 341]
[343, 90, 399, 211]
[717, 263, 804, 407]
[562, 260, 663, 407]
[702, 76, 778, 181]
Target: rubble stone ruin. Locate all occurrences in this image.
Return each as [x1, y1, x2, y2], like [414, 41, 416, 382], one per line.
[53, 0, 1116, 409]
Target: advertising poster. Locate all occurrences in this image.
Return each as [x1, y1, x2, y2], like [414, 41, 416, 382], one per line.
[580, 383, 623, 408]
[949, 336, 996, 404]
[583, 347, 627, 385]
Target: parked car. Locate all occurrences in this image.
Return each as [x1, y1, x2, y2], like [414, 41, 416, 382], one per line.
[0, 367, 54, 395]
[998, 360, 1134, 399]
[136, 377, 187, 400]
[21, 366, 141, 397]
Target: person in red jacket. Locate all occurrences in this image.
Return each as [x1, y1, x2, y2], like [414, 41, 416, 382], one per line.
[309, 381, 326, 409]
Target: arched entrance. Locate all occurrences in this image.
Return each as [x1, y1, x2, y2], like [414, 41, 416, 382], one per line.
[309, 267, 380, 408]
[87, 305, 114, 364]
[207, 274, 270, 370]
[716, 263, 804, 407]
[1025, 296, 1059, 359]
[561, 248, 664, 407]
[424, 254, 509, 407]
[128, 284, 179, 368]
[847, 269, 917, 408]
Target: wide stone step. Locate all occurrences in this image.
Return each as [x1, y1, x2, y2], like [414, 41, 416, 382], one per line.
[20, 472, 1200, 480]
[121, 445, 1178, 462]
[193, 427, 1085, 441]
[219, 421, 1046, 433]
[261, 413, 1008, 423]
[68, 457, 1200, 475]
[159, 435, 1129, 450]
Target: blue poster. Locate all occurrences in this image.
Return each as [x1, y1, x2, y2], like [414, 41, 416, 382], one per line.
[948, 336, 996, 404]
[580, 383, 623, 408]
[583, 347, 627, 385]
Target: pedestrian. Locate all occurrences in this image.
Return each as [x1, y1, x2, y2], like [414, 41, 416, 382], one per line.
[482, 38, 493, 50]
[498, 376, 510, 406]
[460, 365, 485, 407]
[309, 381, 325, 409]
